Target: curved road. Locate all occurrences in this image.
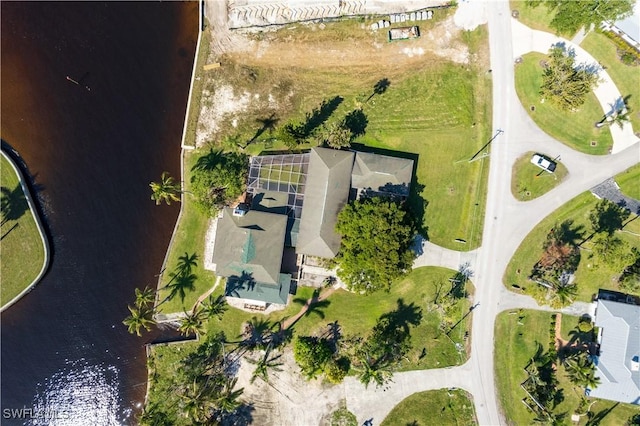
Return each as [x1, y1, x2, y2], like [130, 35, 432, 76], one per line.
[345, 1, 639, 425]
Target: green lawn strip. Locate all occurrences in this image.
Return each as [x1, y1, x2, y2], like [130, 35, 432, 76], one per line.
[614, 163, 640, 200]
[0, 154, 46, 306]
[511, 151, 568, 201]
[495, 310, 640, 425]
[381, 389, 476, 426]
[156, 151, 216, 315]
[509, 0, 576, 37]
[580, 31, 640, 132]
[514, 53, 613, 155]
[504, 191, 640, 302]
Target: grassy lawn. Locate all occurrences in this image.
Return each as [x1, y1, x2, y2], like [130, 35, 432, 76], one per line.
[200, 22, 491, 250]
[504, 191, 640, 303]
[0, 153, 46, 307]
[511, 151, 569, 201]
[495, 310, 640, 425]
[580, 30, 640, 132]
[614, 163, 640, 200]
[509, 0, 576, 37]
[514, 53, 613, 155]
[155, 150, 216, 315]
[205, 266, 473, 370]
[381, 389, 476, 426]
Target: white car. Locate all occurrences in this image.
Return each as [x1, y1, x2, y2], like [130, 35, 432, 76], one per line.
[530, 154, 557, 172]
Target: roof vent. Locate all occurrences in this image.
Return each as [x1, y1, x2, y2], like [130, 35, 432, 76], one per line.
[233, 206, 248, 217]
[632, 355, 639, 372]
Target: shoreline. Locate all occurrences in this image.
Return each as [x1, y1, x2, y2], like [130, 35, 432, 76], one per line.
[0, 147, 51, 312]
[146, 0, 204, 409]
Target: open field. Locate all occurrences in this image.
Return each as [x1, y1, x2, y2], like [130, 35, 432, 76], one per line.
[195, 14, 491, 250]
[381, 388, 476, 426]
[514, 52, 613, 155]
[580, 30, 640, 133]
[495, 310, 640, 425]
[511, 151, 568, 201]
[0, 154, 46, 306]
[504, 191, 640, 303]
[615, 163, 640, 200]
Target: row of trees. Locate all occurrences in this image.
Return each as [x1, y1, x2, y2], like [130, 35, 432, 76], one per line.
[149, 149, 248, 217]
[530, 199, 636, 307]
[525, 0, 634, 36]
[291, 299, 423, 388]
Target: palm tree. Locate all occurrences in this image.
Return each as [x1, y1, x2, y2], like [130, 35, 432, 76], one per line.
[134, 286, 156, 309]
[356, 352, 392, 388]
[551, 283, 577, 307]
[241, 317, 275, 350]
[247, 347, 283, 384]
[123, 305, 155, 336]
[201, 295, 227, 320]
[215, 377, 243, 413]
[564, 353, 599, 388]
[150, 172, 181, 205]
[178, 308, 207, 336]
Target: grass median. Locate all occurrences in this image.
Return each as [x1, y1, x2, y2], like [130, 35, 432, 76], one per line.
[381, 388, 476, 426]
[0, 153, 46, 307]
[615, 163, 640, 200]
[511, 151, 569, 201]
[514, 52, 613, 155]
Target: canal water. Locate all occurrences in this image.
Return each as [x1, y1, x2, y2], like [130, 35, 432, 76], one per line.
[1, 2, 197, 424]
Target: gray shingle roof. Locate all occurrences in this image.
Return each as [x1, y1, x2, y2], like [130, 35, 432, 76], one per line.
[212, 208, 286, 284]
[296, 147, 354, 259]
[351, 151, 413, 197]
[590, 299, 640, 405]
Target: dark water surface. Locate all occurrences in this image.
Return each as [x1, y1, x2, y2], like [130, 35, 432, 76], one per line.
[1, 2, 197, 424]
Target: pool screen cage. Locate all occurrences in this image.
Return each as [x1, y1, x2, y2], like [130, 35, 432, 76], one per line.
[246, 152, 310, 219]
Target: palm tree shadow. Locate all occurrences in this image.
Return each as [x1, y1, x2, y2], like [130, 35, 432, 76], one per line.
[249, 113, 279, 145]
[586, 402, 619, 426]
[291, 288, 331, 321]
[1, 184, 29, 226]
[379, 298, 423, 335]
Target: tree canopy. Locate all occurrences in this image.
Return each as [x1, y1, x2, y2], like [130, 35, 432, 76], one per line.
[190, 149, 248, 216]
[539, 46, 599, 111]
[335, 197, 417, 293]
[527, 0, 634, 35]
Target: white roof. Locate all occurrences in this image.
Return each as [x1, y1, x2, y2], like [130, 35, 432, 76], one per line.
[590, 299, 640, 405]
[614, 0, 640, 44]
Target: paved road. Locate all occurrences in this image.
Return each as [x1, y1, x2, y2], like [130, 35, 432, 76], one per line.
[347, 1, 639, 424]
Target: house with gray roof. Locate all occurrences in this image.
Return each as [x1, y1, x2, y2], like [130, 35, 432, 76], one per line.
[590, 297, 640, 405]
[296, 147, 355, 259]
[211, 146, 414, 308]
[351, 151, 413, 199]
[212, 207, 291, 308]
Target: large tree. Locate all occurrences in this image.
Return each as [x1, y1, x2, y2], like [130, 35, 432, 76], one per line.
[527, 0, 634, 35]
[190, 149, 248, 216]
[539, 46, 599, 111]
[335, 197, 417, 293]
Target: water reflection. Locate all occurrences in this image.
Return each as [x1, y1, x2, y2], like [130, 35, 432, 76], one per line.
[29, 360, 122, 426]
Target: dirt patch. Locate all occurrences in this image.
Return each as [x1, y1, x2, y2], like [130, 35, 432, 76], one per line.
[236, 349, 345, 425]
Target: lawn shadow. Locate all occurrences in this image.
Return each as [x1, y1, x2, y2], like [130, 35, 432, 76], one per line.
[344, 108, 368, 138]
[248, 113, 279, 145]
[366, 78, 391, 102]
[0, 184, 29, 226]
[379, 298, 423, 335]
[302, 96, 344, 136]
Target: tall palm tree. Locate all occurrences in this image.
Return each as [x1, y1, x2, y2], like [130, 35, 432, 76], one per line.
[123, 305, 155, 336]
[552, 283, 577, 307]
[201, 295, 227, 320]
[134, 286, 156, 309]
[178, 308, 207, 336]
[247, 347, 283, 384]
[150, 172, 181, 205]
[564, 353, 599, 388]
[215, 377, 243, 413]
[241, 317, 275, 350]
